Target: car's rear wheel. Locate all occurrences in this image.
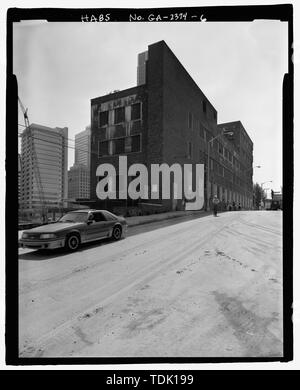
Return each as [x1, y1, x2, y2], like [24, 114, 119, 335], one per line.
[112, 225, 122, 241]
[65, 234, 80, 251]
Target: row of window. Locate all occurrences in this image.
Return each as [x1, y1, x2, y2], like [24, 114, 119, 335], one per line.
[99, 102, 141, 127]
[187, 140, 249, 173]
[98, 120, 142, 141]
[210, 159, 248, 187]
[98, 135, 141, 157]
[186, 118, 251, 173]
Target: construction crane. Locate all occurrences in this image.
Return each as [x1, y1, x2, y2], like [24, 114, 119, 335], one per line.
[18, 97, 47, 223]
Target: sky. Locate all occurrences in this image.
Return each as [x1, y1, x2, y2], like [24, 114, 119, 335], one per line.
[13, 20, 288, 193]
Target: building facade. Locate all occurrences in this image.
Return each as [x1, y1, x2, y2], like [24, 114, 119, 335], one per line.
[68, 164, 90, 200]
[75, 126, 91, 168]
[67, 126, 91, 201]
[137, 50, 148, 86]
[90, 40, 254, 213]
[18, 153, 22, 206]
[20, 123, 68, 219]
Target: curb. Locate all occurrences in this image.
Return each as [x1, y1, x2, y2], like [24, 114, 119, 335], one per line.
[127, 210, 209, 228]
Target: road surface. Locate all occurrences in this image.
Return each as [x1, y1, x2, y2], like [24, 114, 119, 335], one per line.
[19, 210, 283, 357]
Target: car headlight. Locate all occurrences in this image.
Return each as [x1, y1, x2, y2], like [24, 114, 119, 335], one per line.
[21, 232, 28, 239]
[40, 233, 57, 239]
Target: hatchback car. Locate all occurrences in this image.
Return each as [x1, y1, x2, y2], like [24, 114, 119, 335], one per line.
[19, 209, 127, 251]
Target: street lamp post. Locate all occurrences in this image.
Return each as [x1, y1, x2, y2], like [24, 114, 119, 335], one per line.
[206, 129, 233, 211]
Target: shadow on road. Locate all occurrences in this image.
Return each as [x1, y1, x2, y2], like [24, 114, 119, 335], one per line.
[18, 237, 115, 261]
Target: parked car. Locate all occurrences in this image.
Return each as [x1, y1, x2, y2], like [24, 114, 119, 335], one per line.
[19, 209, 127, 252]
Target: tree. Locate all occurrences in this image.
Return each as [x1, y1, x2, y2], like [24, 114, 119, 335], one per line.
[253, 183, 265, 209]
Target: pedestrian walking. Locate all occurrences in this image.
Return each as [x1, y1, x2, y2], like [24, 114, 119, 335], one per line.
[212, 195, 220, 217]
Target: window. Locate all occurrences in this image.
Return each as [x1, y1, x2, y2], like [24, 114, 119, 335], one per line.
[113, 138, 125, 154]
[188, 112, 193, 129]
[202, 101, 207, 114]
[103, 210, 117, 221]
[93, 212, 107, 222]
[194, 116, 199, 131]
[131, 135, 141, 152]
[114, 124, 126, 138]
[187, 142, 192, 159]
[114, 107, 125, 124]
[99, 141, 109, 156]
[131, 103, 141, 120]
[199, 125, 204, 139]
[99, 111, 108, 127]
[131, 120, 142, 135]
[99, 128, 107, 140]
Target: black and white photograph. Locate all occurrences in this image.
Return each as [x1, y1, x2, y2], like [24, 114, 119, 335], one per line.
[3, 1, 296, 368]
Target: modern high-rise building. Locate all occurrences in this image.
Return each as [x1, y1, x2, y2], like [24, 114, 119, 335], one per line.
[20, 123, 68, 218]
[137, 50, 148, 86]
[67, 126, 91, 200]
[90, 40, 254, 213]
[68, 164, 90, 200]
[75, 126, 91, 168]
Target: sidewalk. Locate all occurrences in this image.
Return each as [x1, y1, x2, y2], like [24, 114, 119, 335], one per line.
[126, 209, 210, 227]
[18, 210, 213, 241]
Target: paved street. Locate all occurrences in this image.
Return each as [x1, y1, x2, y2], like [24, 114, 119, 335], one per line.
[18, 210, 283, 357]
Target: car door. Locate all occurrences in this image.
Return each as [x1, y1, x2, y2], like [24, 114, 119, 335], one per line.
[87, 212, 112, 240]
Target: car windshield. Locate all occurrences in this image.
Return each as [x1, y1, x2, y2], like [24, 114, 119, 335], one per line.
[59, 212, 88, 223]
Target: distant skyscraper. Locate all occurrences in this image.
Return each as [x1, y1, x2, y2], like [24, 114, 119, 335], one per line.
[137, 50, 148, 85]
[20, 123, 68, 215]
[75, 126, 91, 168]
[68, 164, 90, 200]
[68, 126, 91, 200]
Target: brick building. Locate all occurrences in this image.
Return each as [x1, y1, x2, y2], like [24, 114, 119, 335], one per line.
[90, 40, 253, 214]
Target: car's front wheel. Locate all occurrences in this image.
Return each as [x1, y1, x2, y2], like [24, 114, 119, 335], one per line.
[112, 225, 122, 241]
[65, 234, 80, 251]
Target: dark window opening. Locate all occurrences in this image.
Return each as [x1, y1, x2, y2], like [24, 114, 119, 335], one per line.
[99, 141, 109, 156]
[93, 212, 107, 222]
[114, 107, 125, 124]
[131, 135, 141, 152]
[188, 112, 193, 129]
[114, 124, 126, 138]
[131, 103, 141, 121]
[199, 125, 204, 139]
[99, 128, 107, 140]
[202, 101, 207, 114]
[131, 120, 142, 135]
[113, 138, 125, 154]
[99, 111, 109, 127]
[187, 142, 192, 159]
